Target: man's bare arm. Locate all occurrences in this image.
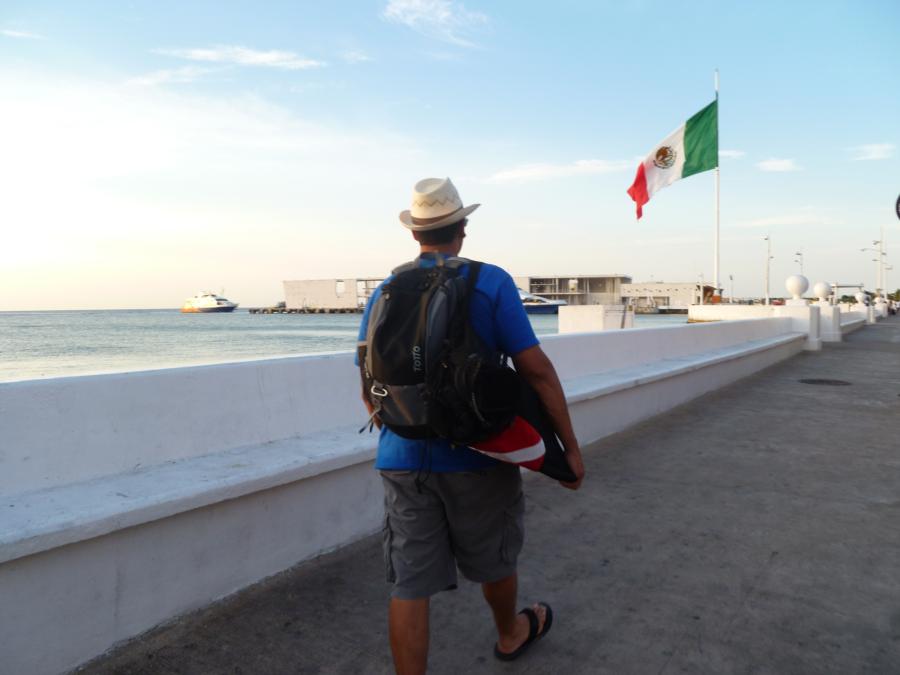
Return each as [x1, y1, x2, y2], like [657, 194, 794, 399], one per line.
[512, 344, 584, 490]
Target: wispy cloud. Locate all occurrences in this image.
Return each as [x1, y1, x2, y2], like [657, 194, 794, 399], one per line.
[341, 50, 372, 64]
[756, 158, 799, 172]
[849, 143, 895, 161]
[487, 159, 634, 183]
[382, 0, 488, 47]
[719, 149, 745, 159]
[155, 45, 325, 70]
[126, 66, 214, 87]
[1, 28, 44, 39]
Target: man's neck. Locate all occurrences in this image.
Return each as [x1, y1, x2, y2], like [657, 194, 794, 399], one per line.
[419, 244, 461, 257]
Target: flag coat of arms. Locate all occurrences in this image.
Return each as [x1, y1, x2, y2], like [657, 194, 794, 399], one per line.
[628, 100, 718, 218]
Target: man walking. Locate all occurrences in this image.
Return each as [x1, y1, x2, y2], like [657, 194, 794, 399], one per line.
[358, 177, 584, 674]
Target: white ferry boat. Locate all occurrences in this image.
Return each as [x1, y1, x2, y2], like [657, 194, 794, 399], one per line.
[518, 289, 568, 315]
[181, 292, 239, 313]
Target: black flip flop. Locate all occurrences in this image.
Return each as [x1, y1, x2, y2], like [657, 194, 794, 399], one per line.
[493, 602, 553, 661]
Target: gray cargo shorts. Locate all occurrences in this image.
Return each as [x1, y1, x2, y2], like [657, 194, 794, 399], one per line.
[380, 463, 524, 600]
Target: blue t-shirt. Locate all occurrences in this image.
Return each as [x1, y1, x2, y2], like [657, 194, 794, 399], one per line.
[357, 254, 539, 472]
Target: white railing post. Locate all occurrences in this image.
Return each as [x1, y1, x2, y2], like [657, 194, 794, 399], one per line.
[775, 276, 821, 351]
[813, 282, 841, 342]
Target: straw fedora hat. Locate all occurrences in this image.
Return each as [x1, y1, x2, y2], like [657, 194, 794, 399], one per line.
[399, 177, 480, 231]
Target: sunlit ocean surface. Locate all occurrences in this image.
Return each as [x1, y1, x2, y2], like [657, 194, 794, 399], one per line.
[0, 310, 687, 382]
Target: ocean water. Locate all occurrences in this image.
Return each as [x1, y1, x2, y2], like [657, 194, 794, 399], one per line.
[0, 310, 686, 382]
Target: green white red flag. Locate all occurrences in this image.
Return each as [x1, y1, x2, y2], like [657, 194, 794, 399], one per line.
[627, 100, 718, 219]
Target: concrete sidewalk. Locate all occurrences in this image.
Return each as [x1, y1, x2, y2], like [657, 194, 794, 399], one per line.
[80, 318, 900, 675]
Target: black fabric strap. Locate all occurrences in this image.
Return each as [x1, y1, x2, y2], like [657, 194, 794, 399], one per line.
[391, 259, 419, 275]
[393, 254, 471, 274]
[464, 261, 482, 311]
[452, 260, 482, 348]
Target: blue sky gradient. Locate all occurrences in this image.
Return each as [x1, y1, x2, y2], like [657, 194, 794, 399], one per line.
[1, 0, 898, 309]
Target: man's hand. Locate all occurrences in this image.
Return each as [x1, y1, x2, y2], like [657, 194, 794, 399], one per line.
[512, 345, 585, 491]
[560, 446, 585, 490]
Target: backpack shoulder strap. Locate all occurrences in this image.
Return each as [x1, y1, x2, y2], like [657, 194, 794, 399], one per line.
[392, 255, 472, 276]
[442, 256, 471, 271]
[443, 260, 482, 347]
[464, 260, 482, 303]
[391, 259, 419, 275]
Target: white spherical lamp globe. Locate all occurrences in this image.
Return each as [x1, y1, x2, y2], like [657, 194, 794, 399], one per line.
[812, 281, 831, 301]
[785, 275, 809, 300]
[855, 292, 866, 305]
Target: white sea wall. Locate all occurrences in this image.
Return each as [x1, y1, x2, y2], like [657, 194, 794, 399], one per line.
[2, 319, 799, 496]
[687, 305, 828, 351]
[688, 304, 776, 322]
[540, 317, 794, 380]
[0, 317, 808, 675]
[0, 352, 361, 495]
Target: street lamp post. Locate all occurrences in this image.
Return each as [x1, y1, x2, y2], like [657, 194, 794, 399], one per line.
[729, 274, 734, 303]
[861, 245, 887, 295]
[860, 226, 888, 295]
[763, 235, 773, 305]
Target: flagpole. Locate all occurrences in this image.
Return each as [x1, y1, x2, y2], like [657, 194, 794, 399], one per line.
[714, 68, 720, 299]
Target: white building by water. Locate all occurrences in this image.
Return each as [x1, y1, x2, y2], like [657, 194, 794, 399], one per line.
[512, 275, 632, 306]
[285, 274, 634, 310]
[620, 281, 714, 312]
[283, 278, 382, 310]
[284, 275, 718, 312]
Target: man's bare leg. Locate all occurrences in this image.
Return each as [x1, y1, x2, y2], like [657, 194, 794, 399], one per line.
[389, 597, 430, 675]
[482, 573, 547, 655]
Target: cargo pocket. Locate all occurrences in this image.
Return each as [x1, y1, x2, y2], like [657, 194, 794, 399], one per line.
[500, 491, 525, 565]
[382, 513, 397, 583]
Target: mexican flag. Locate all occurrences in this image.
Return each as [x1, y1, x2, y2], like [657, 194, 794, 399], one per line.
[627, 100, 718, 219]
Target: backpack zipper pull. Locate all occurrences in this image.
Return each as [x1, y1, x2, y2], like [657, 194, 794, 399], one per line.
[358, 409, 380, 434]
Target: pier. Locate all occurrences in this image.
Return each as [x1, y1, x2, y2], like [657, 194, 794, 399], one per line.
[247, 306, 363, 314]
[78, 317, 900, 674]
[2, 292, 898, 674]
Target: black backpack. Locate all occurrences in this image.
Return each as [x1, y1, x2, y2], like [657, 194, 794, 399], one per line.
[358, 255, 521, 444]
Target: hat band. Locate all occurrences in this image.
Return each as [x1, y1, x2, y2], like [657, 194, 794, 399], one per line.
[410, 206, 466, 226]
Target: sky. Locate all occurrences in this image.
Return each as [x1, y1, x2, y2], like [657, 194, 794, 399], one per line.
[1, 0, 898, 310]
